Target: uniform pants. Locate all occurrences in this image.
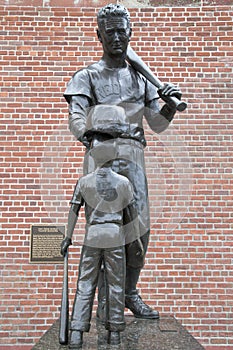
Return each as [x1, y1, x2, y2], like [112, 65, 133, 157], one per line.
[71, 245, 126, 332]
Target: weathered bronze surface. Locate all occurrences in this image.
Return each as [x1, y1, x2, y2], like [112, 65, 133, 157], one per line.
[60, 3, 186, 347]
[63, 2, 182, 316]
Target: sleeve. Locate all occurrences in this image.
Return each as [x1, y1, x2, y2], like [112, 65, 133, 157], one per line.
[145, 79, 159, 104]
[63, 69, 93, 103]
[63, 69, 94, 141]
[68, 94, 91, 141]
[70, 180, 85, 207]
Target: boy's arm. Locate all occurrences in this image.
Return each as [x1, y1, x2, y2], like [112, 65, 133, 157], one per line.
[60, 203, 82, 256]
[61, 179, 84, 256]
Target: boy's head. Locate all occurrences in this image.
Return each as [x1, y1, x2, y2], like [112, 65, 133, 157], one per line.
[86, 105, 129, 167]
[90, 136, 117, 167]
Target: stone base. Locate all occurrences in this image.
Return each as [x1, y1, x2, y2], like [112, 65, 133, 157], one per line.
[32, 316, 204, 350]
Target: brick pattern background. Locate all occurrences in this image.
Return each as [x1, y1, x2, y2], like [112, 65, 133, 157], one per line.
[0, 3, 233, 350]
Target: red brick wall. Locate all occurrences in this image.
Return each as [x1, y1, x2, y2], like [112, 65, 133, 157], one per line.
[0, 2, 233, 349]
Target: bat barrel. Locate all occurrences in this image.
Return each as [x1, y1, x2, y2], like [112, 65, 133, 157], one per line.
[59, 251, 69, 345]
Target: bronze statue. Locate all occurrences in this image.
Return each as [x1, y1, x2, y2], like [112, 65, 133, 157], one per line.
[63, 2, 182, 329]
[61, 106, 144, 348]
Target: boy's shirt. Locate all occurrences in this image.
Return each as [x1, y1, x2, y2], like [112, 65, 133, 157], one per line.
[70, 168, 139, 249]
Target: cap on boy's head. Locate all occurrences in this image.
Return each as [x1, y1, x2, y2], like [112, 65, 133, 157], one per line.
[85, 105, 129, 139]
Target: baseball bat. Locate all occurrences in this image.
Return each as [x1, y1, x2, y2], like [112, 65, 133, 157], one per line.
[126, 46, 187, 112]
[59, 250, 69, 345]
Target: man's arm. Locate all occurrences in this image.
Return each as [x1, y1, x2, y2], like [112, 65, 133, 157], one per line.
[123, 199, 144, 255]
[68, 95, 91, 147]
[145, 83, 182, 134]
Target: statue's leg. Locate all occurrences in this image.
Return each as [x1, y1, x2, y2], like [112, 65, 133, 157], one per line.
[70, 246, 102, 342]
[96, 264, 106, 322]
[104, 246, 126, 345]
[95, 139, 158, 320]
[84, 151, 108, 322]
[125, 231, 150, 294]
[125, 231, 159, 319]
[112, 140, 159, 319]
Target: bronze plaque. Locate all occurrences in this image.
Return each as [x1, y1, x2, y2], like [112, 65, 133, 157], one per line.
[30, 225, 65, 263]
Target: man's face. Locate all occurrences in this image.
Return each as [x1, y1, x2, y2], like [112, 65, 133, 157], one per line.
[97, 17, 131, 57]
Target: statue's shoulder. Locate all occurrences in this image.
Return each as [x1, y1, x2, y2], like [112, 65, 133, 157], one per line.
[127, 62, 146, 81]
[64, 62, 103, 100]
[112, 171, 131, 188]
[79, 171, 96, 189]
[72, 61, 103, 80]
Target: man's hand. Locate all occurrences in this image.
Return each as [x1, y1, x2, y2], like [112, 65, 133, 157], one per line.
[158, 83, 182, 101]
[158, 83, 183, 120]
[128, 238, 145, 257]
[136, 238, 145, 257]
[125, 238, 145, 268]
[79, 135, 91, 149]
[60, 237, 72, 256]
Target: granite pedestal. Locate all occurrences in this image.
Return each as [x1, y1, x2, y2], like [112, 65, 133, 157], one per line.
[32, 316, 204, 350]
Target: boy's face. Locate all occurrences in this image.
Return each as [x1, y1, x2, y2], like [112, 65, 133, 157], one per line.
[97, 17, 131, 57]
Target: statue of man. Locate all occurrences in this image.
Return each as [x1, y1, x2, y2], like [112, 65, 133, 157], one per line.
[64, 3, 182, 320]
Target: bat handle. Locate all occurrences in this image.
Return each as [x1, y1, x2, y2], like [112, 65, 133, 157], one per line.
[150, 75, 187, 112]
[162, 95, 187, 112]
